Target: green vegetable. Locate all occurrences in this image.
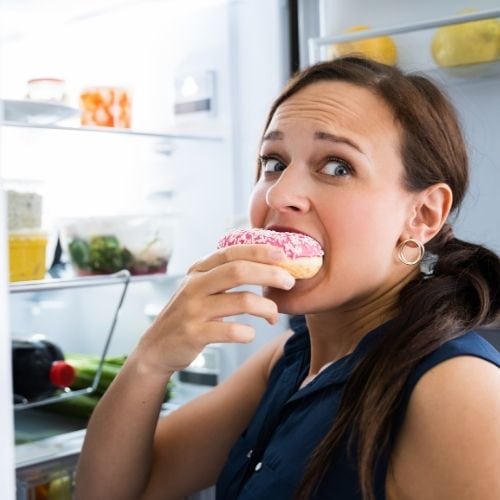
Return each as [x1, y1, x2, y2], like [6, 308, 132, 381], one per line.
[47, 393, 100, 419]
[67, 355, 121, 395]
[88, 235, 133, 274]
[67, 353, 173, 400]
[46, 354, 173, 421]
[68, 238, 91, 269]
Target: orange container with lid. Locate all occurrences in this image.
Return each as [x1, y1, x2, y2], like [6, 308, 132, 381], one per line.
[79, 86, 131, 128]
[9, 231, 48, 282]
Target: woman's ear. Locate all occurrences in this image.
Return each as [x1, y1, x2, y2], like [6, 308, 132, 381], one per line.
[406, 183, 453, 243]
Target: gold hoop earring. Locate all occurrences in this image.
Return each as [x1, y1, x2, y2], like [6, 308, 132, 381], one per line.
[397, 238, 425, 266]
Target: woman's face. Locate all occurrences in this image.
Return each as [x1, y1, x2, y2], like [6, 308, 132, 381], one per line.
[250, 81, 418, 315]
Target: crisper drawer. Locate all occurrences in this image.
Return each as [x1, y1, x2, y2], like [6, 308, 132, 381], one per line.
[16, 453, 77, 500]
[14, 403, 215, 500]
[16, 429, 84, 500]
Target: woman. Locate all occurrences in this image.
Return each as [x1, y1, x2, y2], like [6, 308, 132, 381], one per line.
[75, 57, 500, 500]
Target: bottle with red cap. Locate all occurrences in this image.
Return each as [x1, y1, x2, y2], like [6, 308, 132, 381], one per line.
[12, 337, 76, 402]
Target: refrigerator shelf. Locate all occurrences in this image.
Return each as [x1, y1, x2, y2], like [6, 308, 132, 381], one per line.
[15, 402, 179, 467]
[9, 270, 181, 294]
[0, 119, 224, 143]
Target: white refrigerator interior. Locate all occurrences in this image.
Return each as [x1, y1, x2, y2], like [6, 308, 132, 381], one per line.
[2, 0, 290, 498]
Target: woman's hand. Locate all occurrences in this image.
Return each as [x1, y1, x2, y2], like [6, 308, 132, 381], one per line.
[134, 244, 296, 374]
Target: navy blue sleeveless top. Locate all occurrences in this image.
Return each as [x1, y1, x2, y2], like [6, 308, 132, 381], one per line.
[216, 315, 500, 499]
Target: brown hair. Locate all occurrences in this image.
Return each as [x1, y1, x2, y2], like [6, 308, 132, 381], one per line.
[259, 57, 500, 499]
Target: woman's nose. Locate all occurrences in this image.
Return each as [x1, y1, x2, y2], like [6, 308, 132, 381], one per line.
[265, 165, 310, 213]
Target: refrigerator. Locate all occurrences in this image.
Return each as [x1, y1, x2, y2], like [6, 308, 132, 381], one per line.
[1, 0, 500, 498]
[1, 0, 292, 498]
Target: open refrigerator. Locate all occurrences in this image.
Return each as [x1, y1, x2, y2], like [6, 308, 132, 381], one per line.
[0, 0, 291, 498]
[1, 0, 500, 498]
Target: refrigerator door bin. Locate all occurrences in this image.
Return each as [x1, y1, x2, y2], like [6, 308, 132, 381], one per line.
[306, 7, 500, 77]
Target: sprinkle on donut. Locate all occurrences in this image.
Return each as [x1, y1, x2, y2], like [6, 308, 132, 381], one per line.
[217, 228, 324, 259]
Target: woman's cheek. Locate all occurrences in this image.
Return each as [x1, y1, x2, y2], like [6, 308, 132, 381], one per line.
[248, 183, 268, 227]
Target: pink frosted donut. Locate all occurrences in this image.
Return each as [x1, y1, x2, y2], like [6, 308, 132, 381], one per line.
[217, 228, 324, 279]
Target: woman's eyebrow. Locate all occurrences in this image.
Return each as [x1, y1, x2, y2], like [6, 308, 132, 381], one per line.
[262, 129, 366, 157]
[262, 130, 284, 141]
[314, 131, 366, 156]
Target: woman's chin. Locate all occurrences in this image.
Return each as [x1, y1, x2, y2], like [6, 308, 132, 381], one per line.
[263, 286, 316, 316]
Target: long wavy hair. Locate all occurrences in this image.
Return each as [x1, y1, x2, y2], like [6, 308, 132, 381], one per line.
[257, 57, 500, 499]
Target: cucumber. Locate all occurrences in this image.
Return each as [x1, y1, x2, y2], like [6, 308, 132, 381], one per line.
[47, 394, 100, 419]
[66, 356, 121, 396]
[65, 353, 173, 402]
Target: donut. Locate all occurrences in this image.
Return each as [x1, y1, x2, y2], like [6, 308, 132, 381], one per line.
[217, 228, 324, 279]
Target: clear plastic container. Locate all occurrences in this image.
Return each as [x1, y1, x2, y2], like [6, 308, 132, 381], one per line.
[26, 78, 67, 103]
[59, 214, 175, 276]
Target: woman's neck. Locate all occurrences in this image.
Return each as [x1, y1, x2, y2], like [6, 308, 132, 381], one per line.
[305, 270, 418, 376]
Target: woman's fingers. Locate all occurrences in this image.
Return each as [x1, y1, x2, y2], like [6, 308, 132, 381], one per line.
[137, 244, 295, 372]
[202, 320, 257, 344]
[203, 291, 280, 325]
[193, 260, 295, 295]
[189, 244, 285, 273]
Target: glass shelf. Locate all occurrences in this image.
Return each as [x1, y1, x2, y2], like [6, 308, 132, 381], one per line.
[9, 270, 181, 294]
[0, 120, 224, 143]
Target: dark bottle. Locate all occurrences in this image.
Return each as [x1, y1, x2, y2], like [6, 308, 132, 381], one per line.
[12, 338, 75, 402]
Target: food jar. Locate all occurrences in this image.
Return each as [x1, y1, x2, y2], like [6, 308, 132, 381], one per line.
[79, 86, 131, 128]
[26, 78, 68, 103]
[6, 179, 44, 232]
[9, 230, 48, 282]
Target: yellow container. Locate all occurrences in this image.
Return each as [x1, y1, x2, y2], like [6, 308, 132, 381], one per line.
[9, 231, 48, 282]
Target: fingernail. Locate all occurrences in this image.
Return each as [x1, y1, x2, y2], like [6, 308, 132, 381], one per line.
[270, 247, 284, 260]
[283, 275, 296, 289]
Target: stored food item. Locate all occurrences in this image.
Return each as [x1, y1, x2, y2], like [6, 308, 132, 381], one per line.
[60, 214, 174, 276]
[26, 78, 67, 103]
[34, 475, 72, 500]
[9, 230, 48, 281]
[7, 187, 43, 231]
[217, 228, 324, 279]
[46, 353, 172, 419]
[12, 337, 75, 401]
[80, 86, 131, 128]
[431, 12, 500, 67]
[329, 25, 398, 65]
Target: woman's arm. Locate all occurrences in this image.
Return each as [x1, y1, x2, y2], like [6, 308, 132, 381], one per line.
[143, 330, 292, 499]
[74, 244, 295, 500]
[387, 356, 500, 500]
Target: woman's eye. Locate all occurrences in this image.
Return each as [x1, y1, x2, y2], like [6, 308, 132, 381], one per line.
[321, 159, 352, 177]
[260, 157, 287, 173]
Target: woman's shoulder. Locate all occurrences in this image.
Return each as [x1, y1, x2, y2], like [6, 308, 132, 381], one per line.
[428, 330, 500, 362]
[388, 334, 500, 499]
[408, 330, 500, 390]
